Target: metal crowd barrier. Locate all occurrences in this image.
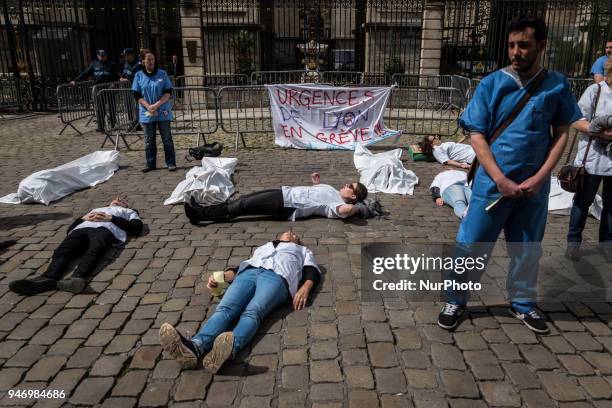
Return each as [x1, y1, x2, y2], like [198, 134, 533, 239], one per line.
[56, 81, 94, 134]
[250, 70, 315, 85]
[217, 85, 272, 150]
[95, 88, 140, 150]
[91, 81, 131, 131]
[172, 86, 219, 145]
[175, 74, 249, 87]
[0, 77, 24, 116]
[320, 71, 364, 85]
[385, 86, 464, 136]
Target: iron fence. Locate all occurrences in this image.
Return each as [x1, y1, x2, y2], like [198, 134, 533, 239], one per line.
[0, 77, 24, 114]
[56, 80, 94, 134]
[175, 75, 250, 87]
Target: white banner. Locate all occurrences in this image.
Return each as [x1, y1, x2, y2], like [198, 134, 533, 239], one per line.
[266, 84, 399, 150]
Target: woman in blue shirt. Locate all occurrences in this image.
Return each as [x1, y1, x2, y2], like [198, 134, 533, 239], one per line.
[132, 51, 177, 172]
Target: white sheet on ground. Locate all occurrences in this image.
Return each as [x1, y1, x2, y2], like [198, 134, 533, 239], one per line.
[0, 150, 120, 206]
[353, 144, 418, 195]
[164, 157, 238, 205]
[548, 176, 602, 220]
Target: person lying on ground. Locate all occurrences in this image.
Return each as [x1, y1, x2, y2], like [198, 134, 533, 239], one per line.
[419, 135, 475, 169]
[430, 170, 471, 219]
[9, 198, 143, 295]
[184, 172, 368, 224]
[159, 230, 320, 373]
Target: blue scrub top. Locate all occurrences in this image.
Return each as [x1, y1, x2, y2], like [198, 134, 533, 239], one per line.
[459, 68, 582, 198]
[132, 68, 174, 123]
[590, 55, 609, 77]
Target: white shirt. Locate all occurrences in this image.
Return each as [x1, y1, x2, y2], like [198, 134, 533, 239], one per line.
[574, 82, 612, 176]
[238, 241, 320, 297]
[433, 142, 475, 165]
[72, 206, 141, 243]
[282, 184, 347, 221]
[430, 170, 468, 196]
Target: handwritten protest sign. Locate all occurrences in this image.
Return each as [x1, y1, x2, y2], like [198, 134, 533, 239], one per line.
[266, 84, 399, 150]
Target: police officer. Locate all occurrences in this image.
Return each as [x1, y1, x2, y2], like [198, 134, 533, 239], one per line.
[120, 48, 142, 83]
[70, 49, 118, 85]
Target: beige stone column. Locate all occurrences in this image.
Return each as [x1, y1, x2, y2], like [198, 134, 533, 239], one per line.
[419, 0, 444, 78]
[179, 1, 204, 81]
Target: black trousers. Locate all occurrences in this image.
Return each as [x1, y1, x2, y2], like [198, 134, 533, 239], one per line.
[42, 227, 117, 280]
[227, 189, 295, 220]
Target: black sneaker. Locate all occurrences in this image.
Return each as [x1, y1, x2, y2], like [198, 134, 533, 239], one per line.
[437, 303, 465, 330]
[9, 276, 57, 296]
[159, 322, 201, 369]
[57, 277, 87, 294]
[141, 167, 156, 173]
[510, 306, 549, 334]
[565, 245, 580, 261]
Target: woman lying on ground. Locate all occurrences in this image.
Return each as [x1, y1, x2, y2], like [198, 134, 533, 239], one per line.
[430, 169, 471, 219]
[419, 135, 475, 169]
[159, 230, 320, 373]
[184, 172, 368, 224]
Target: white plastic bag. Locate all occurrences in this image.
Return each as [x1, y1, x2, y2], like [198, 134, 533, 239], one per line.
[164, 157, 238, 205]
[353, 144, 418, 195]
[0, 150, 120, 206]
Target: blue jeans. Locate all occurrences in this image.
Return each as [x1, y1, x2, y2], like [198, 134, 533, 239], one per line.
[442, 183, 472, 219]
[142, 120, 176, 169]
[567, 173, 612, 245]
[191, 267, 290, 355]
[445, 187, 549, 313]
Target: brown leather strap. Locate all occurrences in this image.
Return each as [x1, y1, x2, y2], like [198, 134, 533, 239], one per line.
[467, 68, 548, 183]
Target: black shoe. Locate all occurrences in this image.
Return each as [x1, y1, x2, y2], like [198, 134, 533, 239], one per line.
[510, 306, 549, 334]
[159, 323, 201, 369]
[437, 303, 465, 330]
[184, 198, 201, 224]
[565, 245, 580, 261]
[141, 167, 156, 173]
[0, 240, 16, 250]
[9, 276, 57, 296]
[57, 277, 87, 294]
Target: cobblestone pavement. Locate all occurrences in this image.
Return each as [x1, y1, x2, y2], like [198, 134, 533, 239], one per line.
[0, 114, 610, 408]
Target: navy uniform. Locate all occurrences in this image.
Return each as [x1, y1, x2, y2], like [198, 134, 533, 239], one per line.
[120, 48, 142, 83]
[74, 50, 118, 85]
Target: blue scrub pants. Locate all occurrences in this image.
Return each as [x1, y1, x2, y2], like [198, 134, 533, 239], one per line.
[445, 187, 549, 313]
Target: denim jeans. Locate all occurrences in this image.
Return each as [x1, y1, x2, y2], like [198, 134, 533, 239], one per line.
[567, 173, 612, 245]
[191, 267, 290, 355]
[445, 190, 549, 314]
[441, 183, 472, 219]
[142, 120, 176, 169]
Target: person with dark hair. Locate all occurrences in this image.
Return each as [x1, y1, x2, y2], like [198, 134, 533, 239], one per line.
[159, 229, 320, 372]
[590, 40, 612, 83]
[430, 170, 471, 219]
[437, 15, 582, 334]
[132, 51, 177, 172]
[184, 173, 367, 224]
[419, 135, 475, 169]
[119, 48, 142, 83]
[9, 198, 143, 295]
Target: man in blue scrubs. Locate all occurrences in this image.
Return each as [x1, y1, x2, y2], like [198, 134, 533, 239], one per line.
[438, 16, 582, 334]
[591, 40, 612, 83]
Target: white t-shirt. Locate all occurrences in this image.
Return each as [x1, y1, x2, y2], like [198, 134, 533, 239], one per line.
[430, 170, 468, 195]
[282, 184, 347, 221]
[433, 142, 475, 164]
[238, 241, 320, 297]
[72, 206, 141, 243]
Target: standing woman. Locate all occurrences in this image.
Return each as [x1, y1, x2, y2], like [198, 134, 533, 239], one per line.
[132, 51, 177, 172]
[566, 59, 612, 260]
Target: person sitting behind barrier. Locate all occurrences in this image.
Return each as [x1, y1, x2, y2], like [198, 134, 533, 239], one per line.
[184, 172, 368, 224]
[159, 229, 320, 372]
[430, 170, 471, 219]
[419, 135, 475, 169]
[9, 198, 143, 296]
